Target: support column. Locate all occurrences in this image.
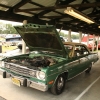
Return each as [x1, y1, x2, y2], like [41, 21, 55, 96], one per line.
[87, 34, 89, 46]
[79, 31, 82, 43]
[68, 29, 71, 42]
[22, 20, 27, 54]
[92, 34, 95, 52]
[96, 36, 99, 51]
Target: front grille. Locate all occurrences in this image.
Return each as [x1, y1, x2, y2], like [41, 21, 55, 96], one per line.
[5, 62, 35, 77]
[10, 65, 30, 75]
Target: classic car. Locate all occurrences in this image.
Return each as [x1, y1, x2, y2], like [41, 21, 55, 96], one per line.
[0, 24, 99, 95]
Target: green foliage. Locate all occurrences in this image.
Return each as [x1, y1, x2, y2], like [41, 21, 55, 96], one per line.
[71, 34, 79, 39]
[0, 22, 17, 34]
[59, 31, 67, 37]
[59, 31, 79, 39]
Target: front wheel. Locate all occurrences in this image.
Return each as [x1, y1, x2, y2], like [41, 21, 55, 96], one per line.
[50, 75, 65, 95]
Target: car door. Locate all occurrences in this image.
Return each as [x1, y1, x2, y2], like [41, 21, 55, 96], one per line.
[77, 45, 90, 72]
[66, 57, 80, 79]
[64, 44, 80, 79]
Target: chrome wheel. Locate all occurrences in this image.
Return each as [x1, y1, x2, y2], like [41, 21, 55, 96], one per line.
[50, 75, 66, 95]
[57, 77, 64, 91]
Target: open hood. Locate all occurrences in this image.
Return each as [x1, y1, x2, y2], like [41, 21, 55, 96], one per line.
[14, 24, 67, 57]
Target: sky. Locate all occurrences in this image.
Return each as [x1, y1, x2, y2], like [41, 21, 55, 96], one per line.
[0, 20, 23, 26]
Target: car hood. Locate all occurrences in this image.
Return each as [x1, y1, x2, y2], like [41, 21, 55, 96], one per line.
[14, 23, 67, 57]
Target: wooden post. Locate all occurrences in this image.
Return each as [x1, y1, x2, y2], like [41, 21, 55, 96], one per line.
[92, 34, 95, 52]
[68, 29, 71, 42]
[79, 31, 82, 43]
[22, 20, 27, 54]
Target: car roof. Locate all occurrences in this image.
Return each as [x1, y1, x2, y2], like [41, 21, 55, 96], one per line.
[63, 42, 85, 45]
[63, 42, 90, 52]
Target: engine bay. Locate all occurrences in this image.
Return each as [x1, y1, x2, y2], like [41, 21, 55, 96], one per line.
[5, 56, 58, 70]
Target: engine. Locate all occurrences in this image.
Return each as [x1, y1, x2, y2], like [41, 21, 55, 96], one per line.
[6, 56, 57, 70]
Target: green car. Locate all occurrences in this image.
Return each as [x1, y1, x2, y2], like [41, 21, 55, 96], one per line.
[0, 24, 99, 95]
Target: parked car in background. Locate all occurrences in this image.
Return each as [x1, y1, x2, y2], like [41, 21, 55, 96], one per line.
[97, 40, 100, 49]
[87, 43, 96, 51]
[0, 24, 99, 95]
[5, 36, 22, 46]
[60, 36, 65, 42]
[82, 36, 97, 51]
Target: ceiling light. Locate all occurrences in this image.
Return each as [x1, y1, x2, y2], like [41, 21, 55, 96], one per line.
[98, 26, 100, 28]
[64, 7, 95, 24]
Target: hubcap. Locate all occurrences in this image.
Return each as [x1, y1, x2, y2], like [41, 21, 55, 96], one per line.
[57, 77, 64, 90]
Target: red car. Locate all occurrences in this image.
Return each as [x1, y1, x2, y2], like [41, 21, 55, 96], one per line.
[98, 40, 100, 49]
[87, 43, 96, 51]
[82, 42, 96, 51]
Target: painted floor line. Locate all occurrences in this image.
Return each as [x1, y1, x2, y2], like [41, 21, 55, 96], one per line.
[74, 75, 100, 100]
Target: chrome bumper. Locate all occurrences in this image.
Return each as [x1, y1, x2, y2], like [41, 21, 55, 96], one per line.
[0, 69, 48, 92]
[0, 69, 5, 75]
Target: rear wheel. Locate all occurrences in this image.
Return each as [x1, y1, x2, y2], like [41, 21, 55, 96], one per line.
[50, 75, 65, 95]
[85, 63, 92, 73]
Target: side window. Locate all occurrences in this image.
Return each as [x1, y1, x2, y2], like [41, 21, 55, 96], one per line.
[74, 45, 89, 57]
[80, 46, 89, 55]
[64, 44, 74, 58]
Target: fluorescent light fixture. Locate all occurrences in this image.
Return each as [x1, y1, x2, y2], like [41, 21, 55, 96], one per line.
[64, 7, 95, 24]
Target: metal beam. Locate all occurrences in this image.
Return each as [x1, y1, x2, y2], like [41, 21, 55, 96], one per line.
[0, 4, 11, 8]
[29, 1, 65, 17]
[55, 0, 61, 5]
[56, 24, 97, 35]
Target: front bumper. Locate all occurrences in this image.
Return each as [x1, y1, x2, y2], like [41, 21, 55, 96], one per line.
[0, 69, 48, 92]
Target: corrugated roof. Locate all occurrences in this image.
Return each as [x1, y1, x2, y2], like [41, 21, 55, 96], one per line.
[0, 6, 8, 11]
[19, 3, 43, 14]
[31, 0, 55, 6]
[0, 0, 21, 7]
[56, 9, 66, 14]
[88, 0, 96, 3]
[16, 12, 33, 17]
[60, 18, 73, 21]
[19, 3, 40, 9]
[82, 8, 94, 15]
[44, 11, 61, 16]
[69, 0, 83, 5]
[0, 0, 99, 35]
[40, 18, 50, 21]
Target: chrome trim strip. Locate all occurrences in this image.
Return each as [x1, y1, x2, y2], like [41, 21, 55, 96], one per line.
[0, 69, 5, 75]
[5, 62, 33, 70]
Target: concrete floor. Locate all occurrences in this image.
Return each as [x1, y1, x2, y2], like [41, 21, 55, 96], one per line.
[0, 52, 100, 100]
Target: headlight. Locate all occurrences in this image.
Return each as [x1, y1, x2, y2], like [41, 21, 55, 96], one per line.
[36, 71, 45, 80]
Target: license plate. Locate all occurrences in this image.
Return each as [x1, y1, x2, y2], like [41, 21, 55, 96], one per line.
[12, 78, 20, 87]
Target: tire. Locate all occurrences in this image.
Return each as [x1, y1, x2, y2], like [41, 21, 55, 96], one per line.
[18, 44, 22, 50]
[50, 75, 65, 95]
[85, 63, 92, 73]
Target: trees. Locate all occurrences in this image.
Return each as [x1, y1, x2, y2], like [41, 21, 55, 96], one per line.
[0, 22, 17, 34]
[59, 31, 79, 39]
